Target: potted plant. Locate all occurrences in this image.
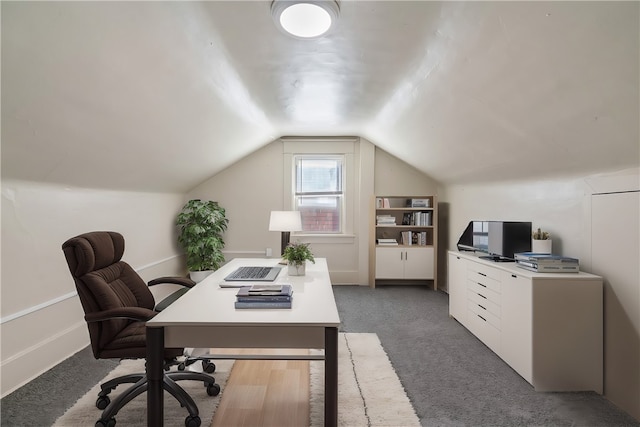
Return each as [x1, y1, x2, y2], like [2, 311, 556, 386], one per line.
[176, 199, 229, 282]
[282, 241, 315, 276]
[532, 227, 552, 254]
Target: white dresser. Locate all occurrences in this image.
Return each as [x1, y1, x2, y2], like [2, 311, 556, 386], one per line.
[448, 250, 603, 393]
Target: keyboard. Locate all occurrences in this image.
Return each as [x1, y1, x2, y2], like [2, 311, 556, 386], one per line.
[224, 266, 281, 282]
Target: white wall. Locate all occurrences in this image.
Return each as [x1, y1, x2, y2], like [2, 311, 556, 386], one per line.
[0, 180, 186, 397]
[187, 139, 439, 285]
[442, 167, 640, 420]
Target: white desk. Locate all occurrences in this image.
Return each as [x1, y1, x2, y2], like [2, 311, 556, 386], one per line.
[146, 258, 341, 426]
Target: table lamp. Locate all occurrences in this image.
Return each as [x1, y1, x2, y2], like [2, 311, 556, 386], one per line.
[269, 211, 303, 256]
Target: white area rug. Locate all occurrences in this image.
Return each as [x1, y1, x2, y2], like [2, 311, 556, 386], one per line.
[310, 333, 421, 427]
[53, 359, 233, 427]
[54, 334, 418, 426]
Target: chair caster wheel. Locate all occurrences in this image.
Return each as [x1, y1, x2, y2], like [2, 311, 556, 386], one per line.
[96, 418, 116, 427]
[206, 383, 221, 396]
[185, 415, 201, 427]
[96, 395, 110, 410]
[203, 360, 216, 373]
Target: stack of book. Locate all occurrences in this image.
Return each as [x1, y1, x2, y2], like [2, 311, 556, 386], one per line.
[514, 252, 580, 273]
[377, 238, 398, 246]
[376, 215, 396, 225]
[234, 284, 293, 309]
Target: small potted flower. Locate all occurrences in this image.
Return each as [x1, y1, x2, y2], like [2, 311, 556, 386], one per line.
[532, 228, 552, 254]
[282, 241, 315, 276]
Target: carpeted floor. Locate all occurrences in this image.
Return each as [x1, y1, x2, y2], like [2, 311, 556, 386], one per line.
[2, 285, 639, 426]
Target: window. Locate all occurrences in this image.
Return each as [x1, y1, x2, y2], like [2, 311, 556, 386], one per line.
[294, 155, 344, 233]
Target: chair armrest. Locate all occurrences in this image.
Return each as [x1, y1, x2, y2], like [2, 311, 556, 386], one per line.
[148, 276, 196, 288]
[85, 307, 156, 323]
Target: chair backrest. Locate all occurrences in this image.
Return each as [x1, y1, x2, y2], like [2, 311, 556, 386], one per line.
[62, 231, 155, 358]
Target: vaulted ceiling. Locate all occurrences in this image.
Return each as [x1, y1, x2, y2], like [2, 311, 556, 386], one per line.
[2, 1, 638, 193]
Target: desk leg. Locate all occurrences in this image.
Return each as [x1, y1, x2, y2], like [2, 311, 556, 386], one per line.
[325, 327, 338, 427]
[147, 326, 164, 427]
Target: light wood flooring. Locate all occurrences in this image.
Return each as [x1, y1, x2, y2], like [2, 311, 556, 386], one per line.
[209, 349, 311, 427]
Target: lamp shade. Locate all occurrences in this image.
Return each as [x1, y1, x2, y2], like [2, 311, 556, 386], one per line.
[269, 211, 303, 232]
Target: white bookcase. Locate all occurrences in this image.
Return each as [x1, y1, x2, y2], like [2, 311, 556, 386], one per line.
[369, 196, 438, 289]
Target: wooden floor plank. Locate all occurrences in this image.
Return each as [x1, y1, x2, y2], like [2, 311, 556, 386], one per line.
[210, 349, 310, 427]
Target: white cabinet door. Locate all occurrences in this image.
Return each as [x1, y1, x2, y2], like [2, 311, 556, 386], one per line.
[404, 247, 434, 279]
[447, 252, 467, 322]
[375, 247, 404, 278]
[500, 271, 533, 383]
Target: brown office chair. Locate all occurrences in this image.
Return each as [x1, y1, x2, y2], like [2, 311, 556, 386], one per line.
[62, 231, 219, 427]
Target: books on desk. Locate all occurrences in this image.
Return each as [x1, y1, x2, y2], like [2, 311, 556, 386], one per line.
[234, 284, 293, 309]
[514, 252, 580, 273]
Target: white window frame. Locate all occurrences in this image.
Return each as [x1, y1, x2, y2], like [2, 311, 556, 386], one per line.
[294, 154, 345, 234]
[282, 138, 356, 243]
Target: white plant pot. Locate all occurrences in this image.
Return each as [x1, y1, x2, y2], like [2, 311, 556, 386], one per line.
[531, 239, 552, 254]
[288, 262, 306, 276]
[189, 270, 214, 283]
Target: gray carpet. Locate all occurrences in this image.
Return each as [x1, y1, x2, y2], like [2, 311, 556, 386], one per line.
[2, 285, 638, 426]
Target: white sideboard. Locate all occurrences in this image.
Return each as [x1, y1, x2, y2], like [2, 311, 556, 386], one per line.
[448, 250, 603, 393]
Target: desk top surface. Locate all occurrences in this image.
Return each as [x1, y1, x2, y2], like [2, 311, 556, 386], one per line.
[148, 258, 341, 328]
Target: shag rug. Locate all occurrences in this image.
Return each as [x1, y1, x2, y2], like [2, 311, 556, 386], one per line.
[310, 333, 420, 426]
[53, 359, 234, 426]
[53, 333, 418, 426]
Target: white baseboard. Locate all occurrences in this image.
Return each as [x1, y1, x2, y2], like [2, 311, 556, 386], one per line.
[0, 321, 88, 398]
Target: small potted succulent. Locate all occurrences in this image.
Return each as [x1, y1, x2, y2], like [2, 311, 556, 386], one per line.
[532, 228, 552, 254]
[282, 241, 315, 276]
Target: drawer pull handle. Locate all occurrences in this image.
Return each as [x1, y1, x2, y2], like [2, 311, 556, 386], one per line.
[478, 304, 486, 310]
[478, 314, 486, 322]
[478, 272, 487, 277]
[511, 274, 517, 278]
[478, 294, 487, 299]
[477, 282, 487, 287]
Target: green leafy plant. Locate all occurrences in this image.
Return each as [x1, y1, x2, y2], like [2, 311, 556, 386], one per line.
[282, 241, 315, 267]
[176, 199, 229, 271]
[532, 228, 550, 240]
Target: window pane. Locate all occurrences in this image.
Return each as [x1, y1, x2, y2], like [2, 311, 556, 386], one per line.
[295, 195, 341, 233]
[296, 158, 342, 194]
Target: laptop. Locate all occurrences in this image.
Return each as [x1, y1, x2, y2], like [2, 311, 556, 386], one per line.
[223, 266, 282, 282]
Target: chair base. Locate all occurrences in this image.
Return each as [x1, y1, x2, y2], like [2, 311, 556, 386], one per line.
[95, 367, 219, 427]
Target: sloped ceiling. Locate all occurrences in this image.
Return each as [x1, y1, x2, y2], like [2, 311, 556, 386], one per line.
[2, 1, 638, 192]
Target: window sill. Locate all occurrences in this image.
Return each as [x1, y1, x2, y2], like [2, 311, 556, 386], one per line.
[292, 234, 356, 244]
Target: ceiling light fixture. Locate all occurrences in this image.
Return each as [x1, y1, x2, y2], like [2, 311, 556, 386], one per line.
[271, 0, 340, 39]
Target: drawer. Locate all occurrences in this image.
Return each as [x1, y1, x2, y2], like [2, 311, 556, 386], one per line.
[467, 269, 501, 294]
[468, 292, 500, 329]
[467, 309, 501, 353]
[467, 288, 501, 318]
[468, 280, 501, 305]
[468, 262, 501, 281]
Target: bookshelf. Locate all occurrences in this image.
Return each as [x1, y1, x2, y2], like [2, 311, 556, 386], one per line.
[369, 196, 438, 289]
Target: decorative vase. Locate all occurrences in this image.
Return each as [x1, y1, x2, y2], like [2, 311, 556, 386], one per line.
[531, 239, 552, 254]
[288, 262, 306, 276]
[189, 270, 214, 283]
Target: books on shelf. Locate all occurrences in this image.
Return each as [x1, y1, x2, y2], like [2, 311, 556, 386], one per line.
[514, 252, 579, 273]
[377, 238, 398, 245]
[376, 215, 396, 225]
[401, 231, 429, 246]
[375, 198, 391, 208]
[406, 198, 431, 208]
[235, 284, 293, 308]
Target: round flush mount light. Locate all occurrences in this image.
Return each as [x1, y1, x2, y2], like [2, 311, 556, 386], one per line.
[271, 0, 340, 39]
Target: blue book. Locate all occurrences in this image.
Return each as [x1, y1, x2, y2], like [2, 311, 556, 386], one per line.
[234, 301, 292, 309]
[236, 294, 292, 302]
